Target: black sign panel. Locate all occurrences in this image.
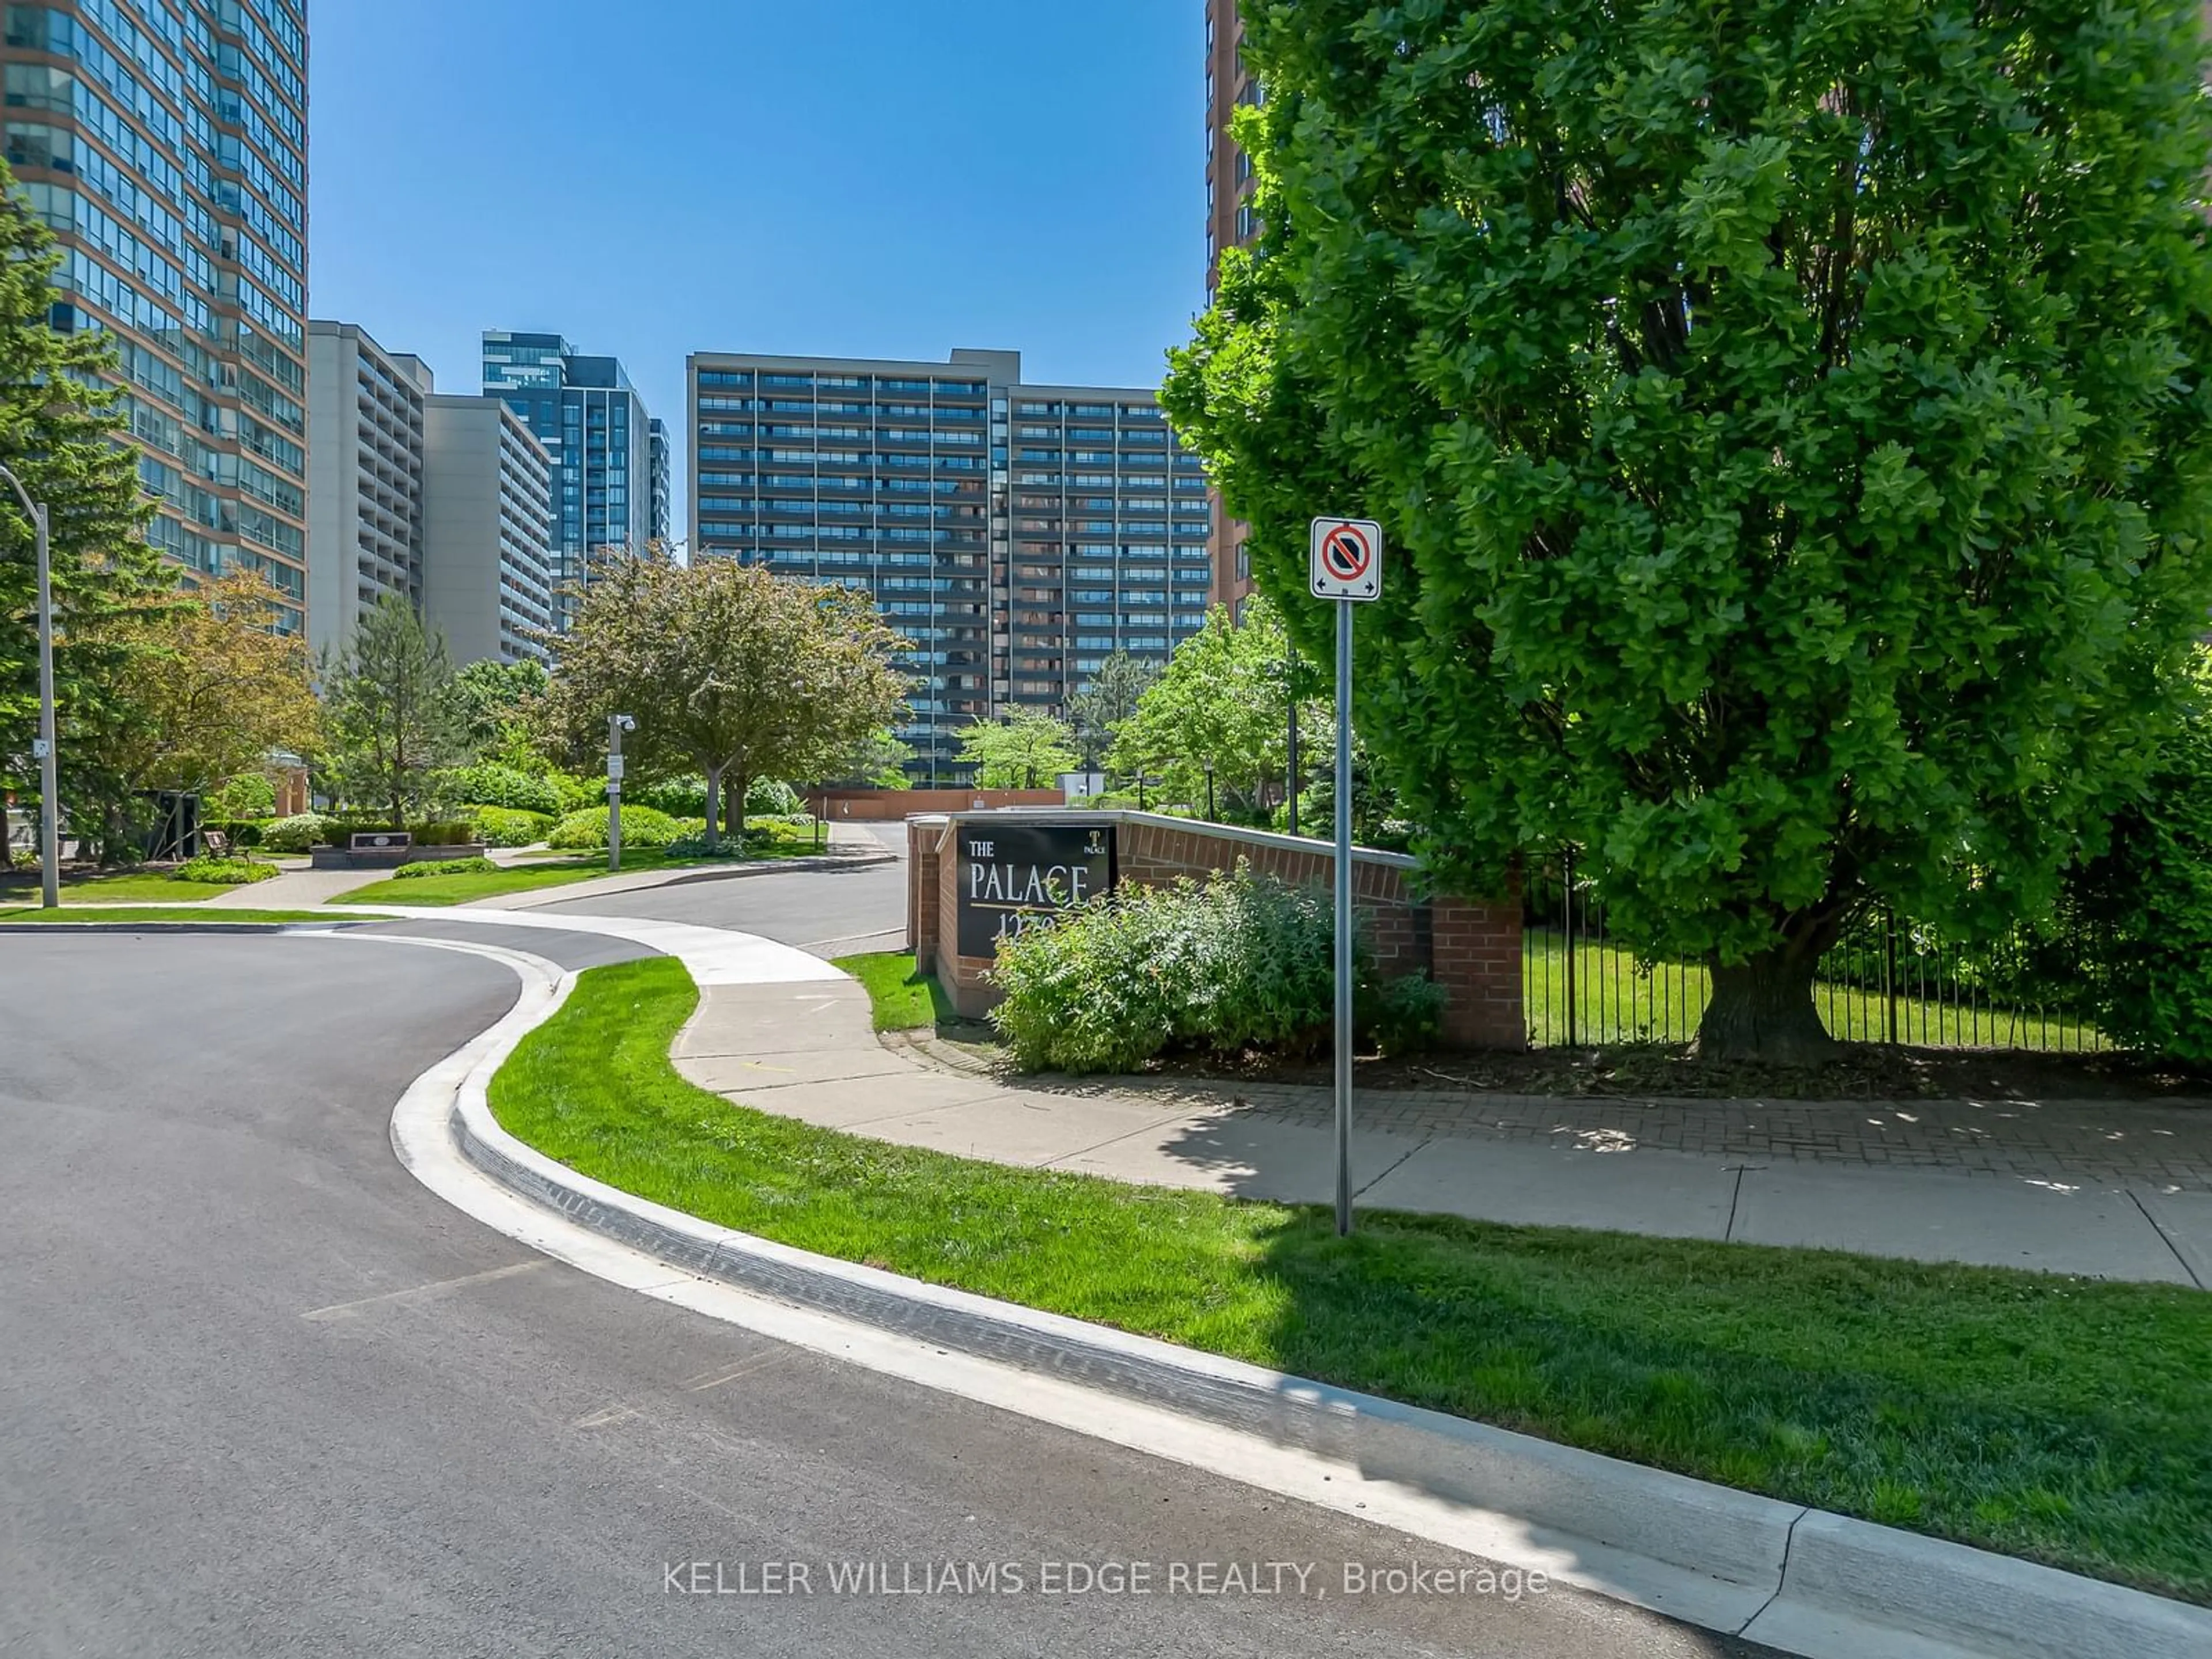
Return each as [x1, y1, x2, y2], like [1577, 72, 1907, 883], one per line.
[956, 821, 1116, 957]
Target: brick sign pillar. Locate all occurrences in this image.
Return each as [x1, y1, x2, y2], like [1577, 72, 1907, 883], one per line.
[902, 809, 1524, 1047]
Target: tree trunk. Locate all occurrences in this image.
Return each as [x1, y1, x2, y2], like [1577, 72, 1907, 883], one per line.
[728, 770, 747, 855]
[703, 765, 724, 850]
[0, 793, 12, 870]
[1695, 950, 1838, 1065]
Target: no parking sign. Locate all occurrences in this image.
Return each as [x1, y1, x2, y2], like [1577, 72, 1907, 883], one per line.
[1309, 517, 1382, 601]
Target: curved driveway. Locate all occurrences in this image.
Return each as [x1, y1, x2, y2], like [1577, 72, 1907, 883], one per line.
[0, 927, 1773, 1657]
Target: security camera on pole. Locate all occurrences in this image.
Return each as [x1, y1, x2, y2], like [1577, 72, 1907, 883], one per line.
[607, 713, 635, 873]
[1309, 515, 1381, 1237]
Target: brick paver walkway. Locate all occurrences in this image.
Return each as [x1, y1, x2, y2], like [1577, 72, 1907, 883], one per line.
[908, 1039, 2212, 1192]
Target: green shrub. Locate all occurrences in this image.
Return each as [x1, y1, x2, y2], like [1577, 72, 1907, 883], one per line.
[990, 866, 1354, 1072]
[1363, 972, 1448, 1058]
[990, 865, 1454, 1073]
[662, 835, 750, 861]
[393, 855, 498, 880]
[627, 776, 707, 816]
[627, 777, 802, 819]
[545, 804, 685, 851]
[549, 771, 608, 814]
[259, 812, 338, 854]
[172, 855, 276, 885]
[745, 777, 803, 815]
[465, 805, 554, 848]
[450, 763, 560, 817]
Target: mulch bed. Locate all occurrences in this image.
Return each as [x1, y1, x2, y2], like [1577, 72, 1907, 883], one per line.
[1168, 1041, 2212, 1104]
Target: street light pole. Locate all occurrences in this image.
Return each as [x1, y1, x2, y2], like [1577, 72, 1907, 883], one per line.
[0, 463, 58, 908]
[607, 713, 634, 873]
[1203, 759, 1215, 823]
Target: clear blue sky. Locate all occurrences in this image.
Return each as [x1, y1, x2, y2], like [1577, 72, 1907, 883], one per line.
[307, 0, 1206, 532]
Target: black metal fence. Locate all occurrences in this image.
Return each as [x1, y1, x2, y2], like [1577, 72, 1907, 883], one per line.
[1522, 856, 2113, 1053]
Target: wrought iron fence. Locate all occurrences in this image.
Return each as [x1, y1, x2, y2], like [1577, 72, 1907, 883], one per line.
[1521, 853, 2113, 1053]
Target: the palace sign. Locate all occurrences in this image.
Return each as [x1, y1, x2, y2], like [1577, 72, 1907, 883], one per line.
[956, 820, 1116, 957]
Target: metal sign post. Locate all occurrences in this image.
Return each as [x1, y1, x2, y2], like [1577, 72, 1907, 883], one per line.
[1310, 516, 1382, 1237]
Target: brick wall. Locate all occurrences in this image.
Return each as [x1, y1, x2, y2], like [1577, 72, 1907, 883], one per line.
[906, 816, 946, 961]
[813, 787, 1064, 821]
[908, 810, 1523, 1049]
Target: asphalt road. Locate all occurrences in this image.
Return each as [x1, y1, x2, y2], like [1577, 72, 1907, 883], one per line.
[531, 822, 910, 956]
[0, 929, 1778, 1657]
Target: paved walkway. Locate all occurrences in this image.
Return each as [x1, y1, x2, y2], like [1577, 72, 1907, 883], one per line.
[202, 863, 374, 907]
[961, 1062, 2212, 1193]
[669, 980, 2212, 1289]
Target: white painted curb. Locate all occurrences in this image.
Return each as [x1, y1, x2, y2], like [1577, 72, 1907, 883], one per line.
[358, 929, 2212, 1659]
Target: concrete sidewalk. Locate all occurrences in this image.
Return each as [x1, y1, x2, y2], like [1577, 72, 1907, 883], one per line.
[200, 863, 375, 907]
[671, 980, 2212, 1289]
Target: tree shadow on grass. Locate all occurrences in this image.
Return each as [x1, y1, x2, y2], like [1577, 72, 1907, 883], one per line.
[1157, 1132, 2212, 1613]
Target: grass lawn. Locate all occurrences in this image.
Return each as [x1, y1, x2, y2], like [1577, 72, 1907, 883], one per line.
[344, 824, 834, 907]
[831, 950, 959, 1032]
[492, 957, 2211, 1603]
[1, 866, 263, 905]
[0, 906, 355, 924]
[330, 846, 733, 907]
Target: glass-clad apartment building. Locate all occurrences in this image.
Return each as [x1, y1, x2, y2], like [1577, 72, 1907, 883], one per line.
[482, 331, 665, 631]
[2, 0, 309, 626]
[686, 347, 1212, 781]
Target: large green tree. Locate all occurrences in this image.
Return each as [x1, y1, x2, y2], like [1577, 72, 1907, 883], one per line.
[83, 568, 320, 806]
[820, 726, 916, 788]
[1067, 649, 1159, 769]
[450, 656, 549, 763]
[322, 596, 465, 830]
[0, 174, 164, 863]
[957, 707, 1080, 789]
[1110, 596, 1315, 821]
[541, 554, 908, 848]
[1164, 0, 2212, 1060]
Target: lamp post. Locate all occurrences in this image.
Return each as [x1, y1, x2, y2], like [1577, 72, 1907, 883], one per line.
[1275, 653, 1306, 837]
[0, 463, 57, 908]
[607, 712, 634, 872]
[1203, 759, 1215, 823]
